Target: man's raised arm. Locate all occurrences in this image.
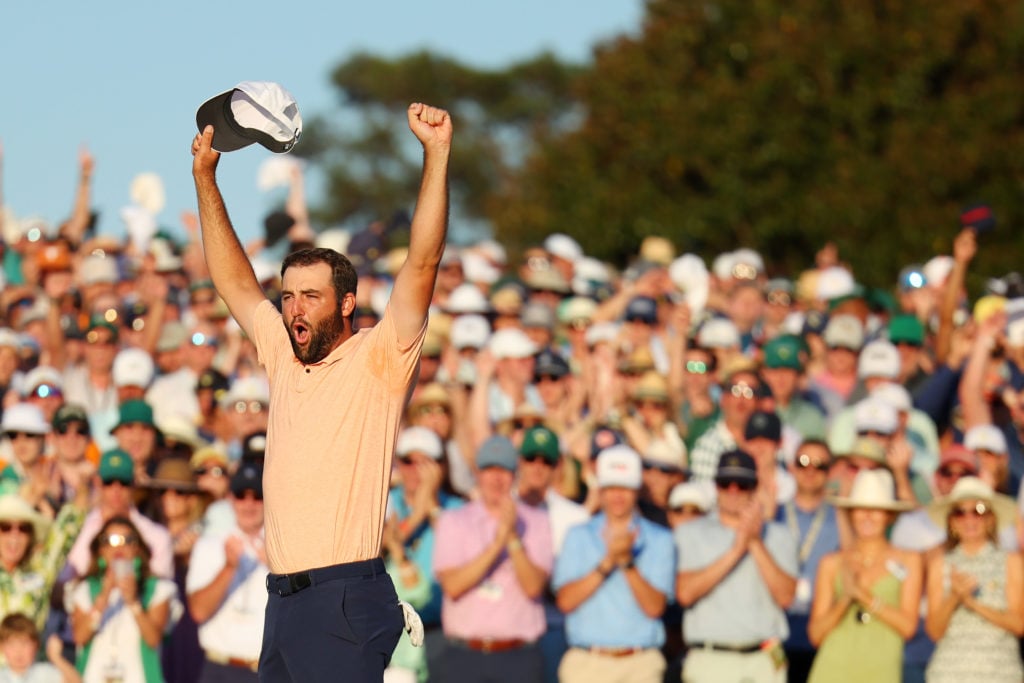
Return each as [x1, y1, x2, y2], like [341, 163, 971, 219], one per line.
[191, 126, 267, 338]
[389, 103, 452, 344]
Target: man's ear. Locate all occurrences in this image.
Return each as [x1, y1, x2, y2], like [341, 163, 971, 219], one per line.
[341, 293, 357, 317]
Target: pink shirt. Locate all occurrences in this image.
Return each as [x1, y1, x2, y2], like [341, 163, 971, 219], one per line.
[433, 500, 553, 641]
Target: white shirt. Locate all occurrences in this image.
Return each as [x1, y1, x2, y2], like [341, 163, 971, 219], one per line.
[186, 525, 268, 660]
[71, 578, 178, 683]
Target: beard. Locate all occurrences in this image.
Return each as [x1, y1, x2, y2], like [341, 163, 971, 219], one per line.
[286, 309, 346, 364]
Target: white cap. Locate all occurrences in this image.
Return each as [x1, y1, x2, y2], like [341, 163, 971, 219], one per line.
[712, 251, 735, 280]
[474, 239, 507, 266]
[964, 424, 1008, 454]
[196, 81, 302, 154]
[644, 439, 687, 472]
[668, 254, 710, 315]
[450, 314, 491, 350]
[113, 348, 156, 389]
[596, 445, 643, 490]
[584, 322, 619, 348]
[854, 398, 898, 435]
[870, 382, 912, 414]
[571, 257, 611, 297]
[668, 482, 711, 512]
[461, 251, 501, 285]
[488, 328, 538, 360]
[823, 314, 864, 350]
[558, 297, 597, 324]
[396, 426, 444, 460]
[156, 413, 205, 449]
[816, 266, 856, 301]
[730, 248, 764, 278]
[923, 256, 954, 289]
[315, 228, 351, 254]
[544, 233, 583, 262]
[20, 366, 62, 398]
[857, 340, 899, 379]
[220, 376, 270, 410]
[445, 284, 490, 314]
[697, 318, 740, 349]
[80, 255, 118, 286]
[1, 403, 50, 435]
[121, 205, 158, 253]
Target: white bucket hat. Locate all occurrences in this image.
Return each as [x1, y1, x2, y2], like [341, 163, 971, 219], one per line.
[927, 476, 1017, 530]
[0, 495, 50, 540]
[830, 469, 913, 512]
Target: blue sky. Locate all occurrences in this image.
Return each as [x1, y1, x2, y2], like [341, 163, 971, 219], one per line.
[1, 1, 642, 246]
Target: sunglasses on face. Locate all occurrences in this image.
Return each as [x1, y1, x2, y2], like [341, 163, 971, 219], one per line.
[512, 420, 541, 431]
[104, 533, 139, 548]
[194, 466, 226, 478]
[56, 422, 89, 436]
[520, 453, 553, 465]
[5, 432, 42, 441]
[670, 505, 705, 516]
[936, 466, 971, 479]
[685, 361, 708, 375]
[951, 502, 989, 519]
[86, 332, 115, 346]
[31, 384, 61, 399]
[233, 401, 266, 414]
[715, 479, 757, 492]
[568, 319, 590, 331]
[234, 489, 263, 502]
[766, 292, 792, 307]
[728, 383, 755, 400]
[100, 479, 131, 488]
[191, 295, 216, 306]
[0, 522, 32, 535]
[636, 399, 667, 411]
[796, 453, 830, 471]
[534, 375, 563, 384]
[644, 463, 682, 475]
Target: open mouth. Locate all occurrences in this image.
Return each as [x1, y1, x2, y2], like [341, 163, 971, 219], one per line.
[292, 320, 310, 346]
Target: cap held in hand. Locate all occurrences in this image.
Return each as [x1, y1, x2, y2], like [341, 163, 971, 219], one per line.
[196, 81, 302, 154]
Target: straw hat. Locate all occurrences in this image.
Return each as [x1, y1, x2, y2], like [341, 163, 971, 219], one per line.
[927, 476, 1017, 530]
[143, 458, 200, 493]
[830, 469, 914, 512]
[0, 495, 50, 540]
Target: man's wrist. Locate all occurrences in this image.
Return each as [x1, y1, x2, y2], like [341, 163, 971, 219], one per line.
[506, 537, 523, 554]
[596, 558, 615, 577]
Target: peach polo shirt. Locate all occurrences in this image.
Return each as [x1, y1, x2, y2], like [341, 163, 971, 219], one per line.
[252, 299, 425, 573]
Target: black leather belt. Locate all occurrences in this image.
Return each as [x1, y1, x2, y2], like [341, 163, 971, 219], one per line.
[689, 641, 762, 654]
[266, 558, 384, 596]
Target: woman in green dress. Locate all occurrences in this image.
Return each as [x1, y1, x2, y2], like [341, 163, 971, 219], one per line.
[807, 469, 922, 683]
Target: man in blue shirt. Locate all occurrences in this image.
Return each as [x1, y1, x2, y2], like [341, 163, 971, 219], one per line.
[552, 445, 676, 683]
[676, 449, 798, 683]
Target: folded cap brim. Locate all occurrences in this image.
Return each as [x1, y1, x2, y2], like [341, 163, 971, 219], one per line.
[196, 90, 257, 153]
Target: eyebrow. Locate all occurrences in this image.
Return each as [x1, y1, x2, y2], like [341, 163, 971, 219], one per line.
[281, 287, 324, 297]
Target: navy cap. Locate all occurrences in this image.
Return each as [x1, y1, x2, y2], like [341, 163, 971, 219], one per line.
[534, 348, 570, 379]
[744, 411, 781, 442]
[230, 462, 263, 498]
[624, 296, 658, 324]
[715, 449, 758, 485]
[590, 425, 624, 460]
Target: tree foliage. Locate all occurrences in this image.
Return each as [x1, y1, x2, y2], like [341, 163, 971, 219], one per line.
[310, 0, 1024, 288]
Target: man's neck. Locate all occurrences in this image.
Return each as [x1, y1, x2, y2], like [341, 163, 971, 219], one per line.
[793, 490, 825, 512]
[518, 487, 546, 508]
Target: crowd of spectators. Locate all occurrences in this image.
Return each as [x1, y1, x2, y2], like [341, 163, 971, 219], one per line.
[0, 151, 1021, 683]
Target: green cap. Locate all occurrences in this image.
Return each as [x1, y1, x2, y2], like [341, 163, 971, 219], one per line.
[112, 400, 155, 432]
[520, 426, 560, 464]
[99, 448, 135, 484]
[888, 314, 925, 346]
[763, 335, 804, 370]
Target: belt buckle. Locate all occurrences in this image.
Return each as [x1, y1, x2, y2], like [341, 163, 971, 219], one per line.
[289, 572, 311, 594]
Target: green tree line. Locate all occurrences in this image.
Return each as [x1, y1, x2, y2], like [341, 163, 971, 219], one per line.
[296, 0, 1024, 291]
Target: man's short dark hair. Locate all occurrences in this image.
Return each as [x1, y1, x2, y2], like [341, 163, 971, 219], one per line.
[0, 613, 39, 644]
[281, 248, 358, 312]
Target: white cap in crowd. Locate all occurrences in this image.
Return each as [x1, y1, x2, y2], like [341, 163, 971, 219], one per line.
[220, 376, 271, 411]
[964, 424, 1008, 455]
[596, 445, 643, 490]
[112, 348, 156, 389]
[544, 233, 583, 263]
[396, 426, 444, 460]
[857, 340, 900, 379]
[697, 318, 740, 349]
[823, 314, 864, 350]
[854, 398, 898, 435]
[488, 328, 538, 360]
[450, 314, 491, 350]
[445, 284, 490, 315]
[1, 403, 50, 435]
[668, 482, 712, 512]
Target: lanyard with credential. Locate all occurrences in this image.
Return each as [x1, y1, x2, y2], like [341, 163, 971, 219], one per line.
[784, 501, 827, 570]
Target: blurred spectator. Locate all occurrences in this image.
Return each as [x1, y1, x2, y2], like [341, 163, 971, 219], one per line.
[553, 445, 674, 683]
[807, 470, 921, 683]
[67, 449, 173, 579]
[70, 515, 179, 682]
[433, 436, 552, 682]
[0, 612, 80, 682]
[689, 366, 762, 482]
[187, 462, 267, 682]
[676, 450, 797, 682]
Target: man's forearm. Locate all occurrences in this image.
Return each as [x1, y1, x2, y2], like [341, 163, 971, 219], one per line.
[194, 174, 254, 293]
[405, 149, 449, 269]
